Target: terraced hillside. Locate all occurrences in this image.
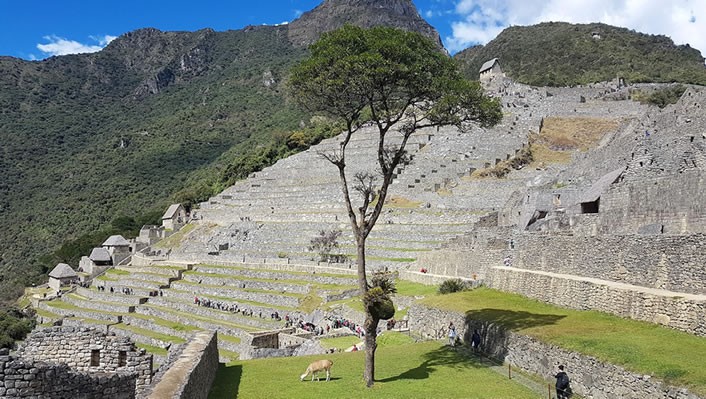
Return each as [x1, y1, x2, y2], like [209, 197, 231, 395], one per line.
[35, 262, 359, 363]
[154, 80, 647, 272]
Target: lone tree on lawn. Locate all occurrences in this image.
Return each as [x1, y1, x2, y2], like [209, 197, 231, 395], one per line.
[288, 25, 502, 387]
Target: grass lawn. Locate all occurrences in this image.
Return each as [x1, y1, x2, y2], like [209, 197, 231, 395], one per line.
[209, 341, 539, 399]
[422, 287, 706, 395]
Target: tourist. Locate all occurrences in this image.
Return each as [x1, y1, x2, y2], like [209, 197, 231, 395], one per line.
[554, 365, 571, 399]
[471, 329, 481, 353]
[448, 322, 457, 347]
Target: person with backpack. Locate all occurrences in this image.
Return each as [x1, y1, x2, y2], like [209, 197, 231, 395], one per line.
[555, 365, 571, 399]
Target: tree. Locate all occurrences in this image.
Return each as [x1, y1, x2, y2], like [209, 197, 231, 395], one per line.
[288, 25, 502, 387]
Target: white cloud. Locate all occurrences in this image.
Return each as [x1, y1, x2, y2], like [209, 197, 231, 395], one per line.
[446, 0, 706, 57]
[36, 34, 116, 57]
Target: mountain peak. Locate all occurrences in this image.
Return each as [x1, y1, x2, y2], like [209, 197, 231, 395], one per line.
[288, 0, 442, 48]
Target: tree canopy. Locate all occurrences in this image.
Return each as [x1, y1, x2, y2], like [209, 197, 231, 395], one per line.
[288, 24, 502, 387]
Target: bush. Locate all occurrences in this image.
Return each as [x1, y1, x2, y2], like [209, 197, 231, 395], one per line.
[438, 279, 470, 295]
[308, 229, 343, 262]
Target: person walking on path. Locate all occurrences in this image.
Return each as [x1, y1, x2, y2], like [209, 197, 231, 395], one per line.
[554, 365, 571, 399]
[448, 322, 457, 347]
[471, 329, 481, 353]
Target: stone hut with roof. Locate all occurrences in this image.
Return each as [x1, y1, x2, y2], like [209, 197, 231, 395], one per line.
[103, 235, 132, 266]
[162, 203, 187, 231]
[79, 247, 114, 276]
[48, 263, 78, 291]
[479, 58, 504, 82]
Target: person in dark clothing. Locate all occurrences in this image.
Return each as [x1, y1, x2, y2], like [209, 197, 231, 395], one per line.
[554, 365, 571, 399]
[471, 329, 481, 353]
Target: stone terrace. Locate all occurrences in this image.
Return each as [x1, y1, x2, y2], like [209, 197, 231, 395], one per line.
[37, 261, 359, 363]
[169, 83, 573, 269]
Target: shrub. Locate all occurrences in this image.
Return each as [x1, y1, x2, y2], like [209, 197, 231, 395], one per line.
[308, 229, 343, 262]
[438, 279, 470, 295]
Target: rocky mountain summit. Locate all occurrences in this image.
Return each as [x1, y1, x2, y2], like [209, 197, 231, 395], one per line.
[288, 0, 442, 47]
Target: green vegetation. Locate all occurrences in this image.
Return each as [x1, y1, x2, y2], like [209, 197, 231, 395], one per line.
[136, 342, 169, 357]
[421, 287, 706, 395]
[632, 84, 688, 108]
[437, 278, 470, 294]
[394, 280, 438, 297]
[0, 25, 313, 304]
[209, 341, 538, 399]
[0, 306, 35, 348]
[456, 22, 706, 86]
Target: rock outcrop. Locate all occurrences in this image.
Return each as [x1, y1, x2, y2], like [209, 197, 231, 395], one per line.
[287, 0, 443, 48]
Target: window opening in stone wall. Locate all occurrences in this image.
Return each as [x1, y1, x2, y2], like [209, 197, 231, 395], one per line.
[91, 350, 100, 366]
[581, 198, 600, 214]
[118, 351, 127, 367]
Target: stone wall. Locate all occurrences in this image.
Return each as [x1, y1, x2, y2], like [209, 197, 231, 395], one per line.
[488, 266, 706, 336]
[145, 331, 219, 399]
[2, 326, 153, 398]
[0, 348, 137, 399]
[599, 172, 706, 234]
[407, 305, 702, 399]
[511, 233, 706, 295]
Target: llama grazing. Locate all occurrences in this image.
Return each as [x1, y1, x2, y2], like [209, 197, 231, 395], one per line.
[300, 359, 334, 382]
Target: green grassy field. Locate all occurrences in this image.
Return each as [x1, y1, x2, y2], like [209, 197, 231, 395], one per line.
[422, 287, 706, 395]
[209, 341, 540, 399]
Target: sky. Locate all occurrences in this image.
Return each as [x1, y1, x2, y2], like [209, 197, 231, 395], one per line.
[0, 0, 704, 60]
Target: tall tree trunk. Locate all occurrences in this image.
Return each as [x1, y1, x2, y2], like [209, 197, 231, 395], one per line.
[363, 314, 378, 387]
[356, 234, 378, 387]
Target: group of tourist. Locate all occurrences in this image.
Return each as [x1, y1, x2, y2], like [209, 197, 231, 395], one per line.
[193, 296, 259, 316]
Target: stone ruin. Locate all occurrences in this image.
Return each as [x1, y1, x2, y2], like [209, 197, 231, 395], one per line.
[1, 326, 153, 399]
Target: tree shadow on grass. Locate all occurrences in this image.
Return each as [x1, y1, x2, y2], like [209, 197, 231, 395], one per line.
[379, 309, 566, 383]
[208, 363, 242, 399]
[464, 308, 566, 332]
[376, 344, 479, 383]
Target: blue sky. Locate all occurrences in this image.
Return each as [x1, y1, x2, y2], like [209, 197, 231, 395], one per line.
[0, 0, 703, 60]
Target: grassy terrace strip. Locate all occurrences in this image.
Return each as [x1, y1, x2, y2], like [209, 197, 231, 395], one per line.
[154, 223, 198, 249]
[166, 288, 297, 312]
[219, 349, 241, 362]
[195, 264, 356, 279]
[67, 316, 114, 326]
[42, 300, 119, 315]
[127, 313, 202, 333]
[319, 335, 363, 350]
[136, 342, 169, 357]
[209, 341, 538, 399]
[395, 280, 440, 297]
[183, 271, 357, 291]
[111, 323, 186, 344]
[67, 293, 134, 308]
[421, 287, 706, 395]
[142, 303, 262, 333]
[219, 334, 242, 345]
[174, 279, 306, 299]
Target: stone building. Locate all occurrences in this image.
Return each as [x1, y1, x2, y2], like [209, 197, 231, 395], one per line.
[479, 58, 504, 82]
[1, 326, 153, 398]
[162, 203, 187, 231]
[79, 247, 113, 276]
[103, 235, 132, 266]
[48, 263, 78, 291]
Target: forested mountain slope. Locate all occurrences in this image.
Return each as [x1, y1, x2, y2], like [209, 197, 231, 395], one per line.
[455, 22, 706, 86]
